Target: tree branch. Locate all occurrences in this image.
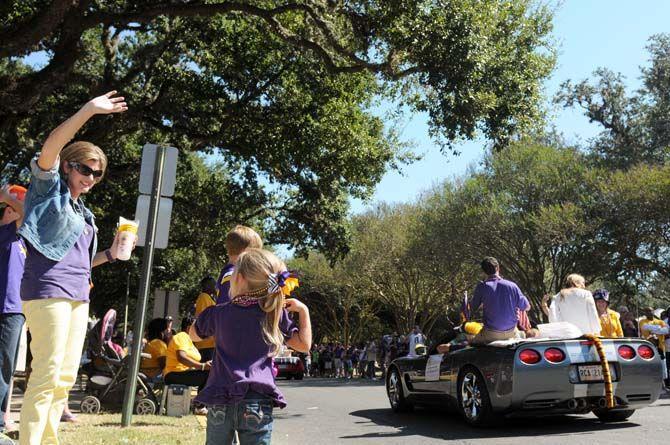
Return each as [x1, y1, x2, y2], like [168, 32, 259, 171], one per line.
[87, 2, 418, 77]
[0, 0, 80, 58]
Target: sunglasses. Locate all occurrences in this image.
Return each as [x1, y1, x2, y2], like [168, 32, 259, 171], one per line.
[68, 162, 104, 179]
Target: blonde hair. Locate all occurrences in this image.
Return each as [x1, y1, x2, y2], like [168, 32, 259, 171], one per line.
[225, 225, 263, 256]
[60, 141, 108, 181]
[233, 248, 286, 355]
[560, 273, 586, 300]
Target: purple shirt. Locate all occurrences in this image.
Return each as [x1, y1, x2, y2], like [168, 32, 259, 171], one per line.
[0, 223, 26, 314]
[215, 263, 235, 304]
[471, 276, 530, 332]
[194, 304, 298, 408]
[21, 222, 94, 302]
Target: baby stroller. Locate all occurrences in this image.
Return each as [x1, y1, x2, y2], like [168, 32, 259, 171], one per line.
[79, 309, 159, 415]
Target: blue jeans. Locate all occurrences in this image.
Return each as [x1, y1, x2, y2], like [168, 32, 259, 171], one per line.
[206, 394, 273, 445]
[0, 313, 25, 430]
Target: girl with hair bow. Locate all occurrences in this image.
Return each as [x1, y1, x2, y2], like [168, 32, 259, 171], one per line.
[189, 248, 311, 445]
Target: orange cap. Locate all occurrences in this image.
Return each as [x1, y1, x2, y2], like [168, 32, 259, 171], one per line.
[8, 185, 27, 202]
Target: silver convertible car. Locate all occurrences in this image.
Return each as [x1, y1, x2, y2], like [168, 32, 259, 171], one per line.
[386, 337, 664, 426]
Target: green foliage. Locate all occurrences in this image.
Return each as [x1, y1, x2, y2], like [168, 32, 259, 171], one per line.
[556, 34, 670, 169]
[0, 1, 556, 317]
[294, 136, 670, 335]
[290, 252, 383, 344]
[419, 142, 602, 319]
[555, 33, 670, 306]
[294, 201, 471, 339]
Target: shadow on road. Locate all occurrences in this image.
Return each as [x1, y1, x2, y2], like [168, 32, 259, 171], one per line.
[344, 407, 639, 441]
[277, 378, 384, 388]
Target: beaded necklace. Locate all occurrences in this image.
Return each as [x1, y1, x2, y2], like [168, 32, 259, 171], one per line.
[231, 286, 270, 307]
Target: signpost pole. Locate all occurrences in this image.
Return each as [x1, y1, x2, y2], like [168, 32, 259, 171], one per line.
[121, 145, 166, 426]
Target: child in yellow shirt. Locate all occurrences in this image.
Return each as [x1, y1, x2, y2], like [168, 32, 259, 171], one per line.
[193, 276, 217, 361]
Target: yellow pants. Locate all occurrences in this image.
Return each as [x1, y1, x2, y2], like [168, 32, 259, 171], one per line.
[19, 298, 89, 445]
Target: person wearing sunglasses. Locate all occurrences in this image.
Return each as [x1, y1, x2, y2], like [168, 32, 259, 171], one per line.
[17, 91, 128, 445]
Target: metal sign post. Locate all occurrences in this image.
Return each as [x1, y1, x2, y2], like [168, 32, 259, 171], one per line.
[121, 145, 167, 426]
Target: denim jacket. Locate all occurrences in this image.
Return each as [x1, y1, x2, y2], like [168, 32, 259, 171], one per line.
[18, 158, 98, 266]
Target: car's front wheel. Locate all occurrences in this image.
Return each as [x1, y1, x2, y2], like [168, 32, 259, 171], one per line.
[458, 366, 494, 426]
[593, 408, 635, 422]
[386, 367, 413, 412]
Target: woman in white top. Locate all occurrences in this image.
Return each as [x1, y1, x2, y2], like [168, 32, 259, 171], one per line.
[548, 274, 601, 335]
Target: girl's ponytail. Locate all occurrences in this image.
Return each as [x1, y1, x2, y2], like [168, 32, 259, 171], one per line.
[234, 249, 299, 356]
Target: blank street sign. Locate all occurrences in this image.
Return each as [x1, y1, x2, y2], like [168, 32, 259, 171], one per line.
[134, 195, 173, 249]
[152, 289, 181, 321]
[139, 144, 178, 197]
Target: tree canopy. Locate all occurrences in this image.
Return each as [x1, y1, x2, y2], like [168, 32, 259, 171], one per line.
[287, 34, 670, 342]
[556, 34, 670, 169]
[0, 1, 556, 315]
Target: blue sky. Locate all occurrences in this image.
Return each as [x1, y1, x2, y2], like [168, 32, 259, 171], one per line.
[353, 0, 670, 213]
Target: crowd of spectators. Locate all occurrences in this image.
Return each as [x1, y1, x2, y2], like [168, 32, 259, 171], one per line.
[304, 326, 427, 380]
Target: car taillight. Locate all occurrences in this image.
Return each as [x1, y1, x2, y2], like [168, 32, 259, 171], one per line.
[543, 348, 565, 363]
[618, 345, 636, 360]
[638, 345, 655, 360]
[519, 349, 541, 364]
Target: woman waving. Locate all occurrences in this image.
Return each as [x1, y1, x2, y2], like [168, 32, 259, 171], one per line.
[18, 92, 128, 445]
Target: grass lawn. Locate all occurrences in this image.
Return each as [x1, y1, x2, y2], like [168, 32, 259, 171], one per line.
[59, 413, 206, 445]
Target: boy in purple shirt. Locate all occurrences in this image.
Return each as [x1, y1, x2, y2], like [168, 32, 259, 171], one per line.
[191, 249, 311, 445]
[470, 257, 530, 345]
[215, 225, 263, 304]
[0, 185, 26, 437]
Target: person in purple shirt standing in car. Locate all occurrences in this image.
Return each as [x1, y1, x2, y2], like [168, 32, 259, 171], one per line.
[0, 184, 26, 440]
[190, 248, 311, 445]
[470, 257, 530, 345]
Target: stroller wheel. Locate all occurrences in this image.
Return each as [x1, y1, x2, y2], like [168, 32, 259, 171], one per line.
[80, 395, 101, 414]
[135, 398, 157, 415]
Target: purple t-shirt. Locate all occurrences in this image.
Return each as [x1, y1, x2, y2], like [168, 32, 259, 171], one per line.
[0, 223, 26, 314]
[215, 263, 235, 304]
[194, 304, 298, 408]
[471, 276, 530, 332]
[21, 222, 94, 303]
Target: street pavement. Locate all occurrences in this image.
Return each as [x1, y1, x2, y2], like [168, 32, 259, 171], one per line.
[273, 377, 670, 445]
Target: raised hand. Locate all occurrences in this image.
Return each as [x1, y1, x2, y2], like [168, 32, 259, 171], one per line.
[285, 298, 308, 313]
[84, 91, 128, 115]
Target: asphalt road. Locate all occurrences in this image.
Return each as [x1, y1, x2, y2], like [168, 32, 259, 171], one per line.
[272, 378, 670, 445]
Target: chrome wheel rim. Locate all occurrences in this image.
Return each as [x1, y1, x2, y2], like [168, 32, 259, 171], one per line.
[81, 396, 100, 414]
[387, 372, 400, 407]
[461, 372, 482, 420]
[136, 399, 156, 415]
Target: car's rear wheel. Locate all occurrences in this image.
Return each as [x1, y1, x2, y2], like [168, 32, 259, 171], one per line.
[458, 367, 494, 426]
[593, 408, 635, 422]
[295, 372, 304, 380]
[386, 367, 413, 412]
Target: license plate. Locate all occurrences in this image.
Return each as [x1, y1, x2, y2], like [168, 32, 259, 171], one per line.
[278, 364, 288, 369]
[578, 364, 615, 382]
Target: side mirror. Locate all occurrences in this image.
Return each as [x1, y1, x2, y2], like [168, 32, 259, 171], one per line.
[415, 343, 427, 356]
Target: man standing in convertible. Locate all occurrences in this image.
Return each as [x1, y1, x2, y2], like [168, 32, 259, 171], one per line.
[470, 257, 530, 345]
